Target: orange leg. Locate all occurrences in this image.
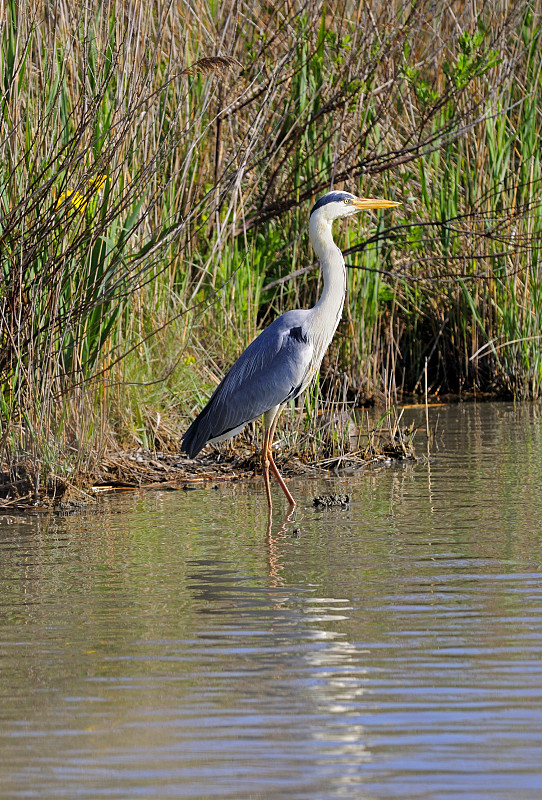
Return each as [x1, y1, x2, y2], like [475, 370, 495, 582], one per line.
[268, 449, 296, 506]
[262, 426, 274, 509]
[261, 413, 296, 508]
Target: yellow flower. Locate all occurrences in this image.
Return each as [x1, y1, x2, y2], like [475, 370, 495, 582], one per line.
[55, 175, 107, 214]
[87, 174, 107, 191]
[56, 189, 87, 213]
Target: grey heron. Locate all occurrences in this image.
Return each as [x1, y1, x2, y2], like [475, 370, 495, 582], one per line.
[181, 190, 400, 507]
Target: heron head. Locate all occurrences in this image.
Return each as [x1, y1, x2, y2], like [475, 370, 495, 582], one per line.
[310, 190, 400, 221]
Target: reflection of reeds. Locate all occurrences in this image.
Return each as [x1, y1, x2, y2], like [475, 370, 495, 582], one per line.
[1, 0, 542, 499]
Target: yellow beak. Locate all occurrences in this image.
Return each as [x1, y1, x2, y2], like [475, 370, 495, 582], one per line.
[352, 197, 401, 209]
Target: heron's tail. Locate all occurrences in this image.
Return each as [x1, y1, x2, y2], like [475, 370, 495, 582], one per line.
[181, 406, 213, 459]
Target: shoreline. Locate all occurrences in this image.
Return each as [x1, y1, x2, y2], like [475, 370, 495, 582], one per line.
[0, 434, 417, 515]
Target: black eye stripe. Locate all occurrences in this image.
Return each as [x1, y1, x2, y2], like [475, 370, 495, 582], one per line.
[310, 191, 356, 216]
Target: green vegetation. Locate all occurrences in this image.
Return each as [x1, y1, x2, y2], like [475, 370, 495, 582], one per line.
[1, 0, 542, 498]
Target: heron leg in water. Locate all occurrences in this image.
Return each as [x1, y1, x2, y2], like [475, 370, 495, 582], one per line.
[262, 409, 296, 508]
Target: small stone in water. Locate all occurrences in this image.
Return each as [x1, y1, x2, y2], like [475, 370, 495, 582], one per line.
[312, 493, 350, 509]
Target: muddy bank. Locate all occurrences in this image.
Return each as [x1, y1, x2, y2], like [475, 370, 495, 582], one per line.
[0, 422, 417, 514]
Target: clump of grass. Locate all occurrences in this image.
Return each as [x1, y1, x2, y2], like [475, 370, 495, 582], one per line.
[0, 0, 238, 498]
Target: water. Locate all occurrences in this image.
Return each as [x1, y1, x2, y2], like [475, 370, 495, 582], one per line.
[1, 402, 542, 799]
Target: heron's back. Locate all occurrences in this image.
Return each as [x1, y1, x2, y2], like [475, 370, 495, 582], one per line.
[181, 310, 314, 458]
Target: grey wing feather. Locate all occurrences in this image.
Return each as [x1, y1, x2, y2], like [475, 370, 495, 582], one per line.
[182, 310, 313, 457]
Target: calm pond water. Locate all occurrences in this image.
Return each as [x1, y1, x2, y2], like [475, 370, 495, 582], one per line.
[1, 402, 542, 800]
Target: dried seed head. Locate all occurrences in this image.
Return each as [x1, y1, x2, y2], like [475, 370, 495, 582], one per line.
[182, 56, 241, 77]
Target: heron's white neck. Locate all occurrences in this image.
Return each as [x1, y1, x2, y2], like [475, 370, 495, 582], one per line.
[308, 214, 347, 340]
